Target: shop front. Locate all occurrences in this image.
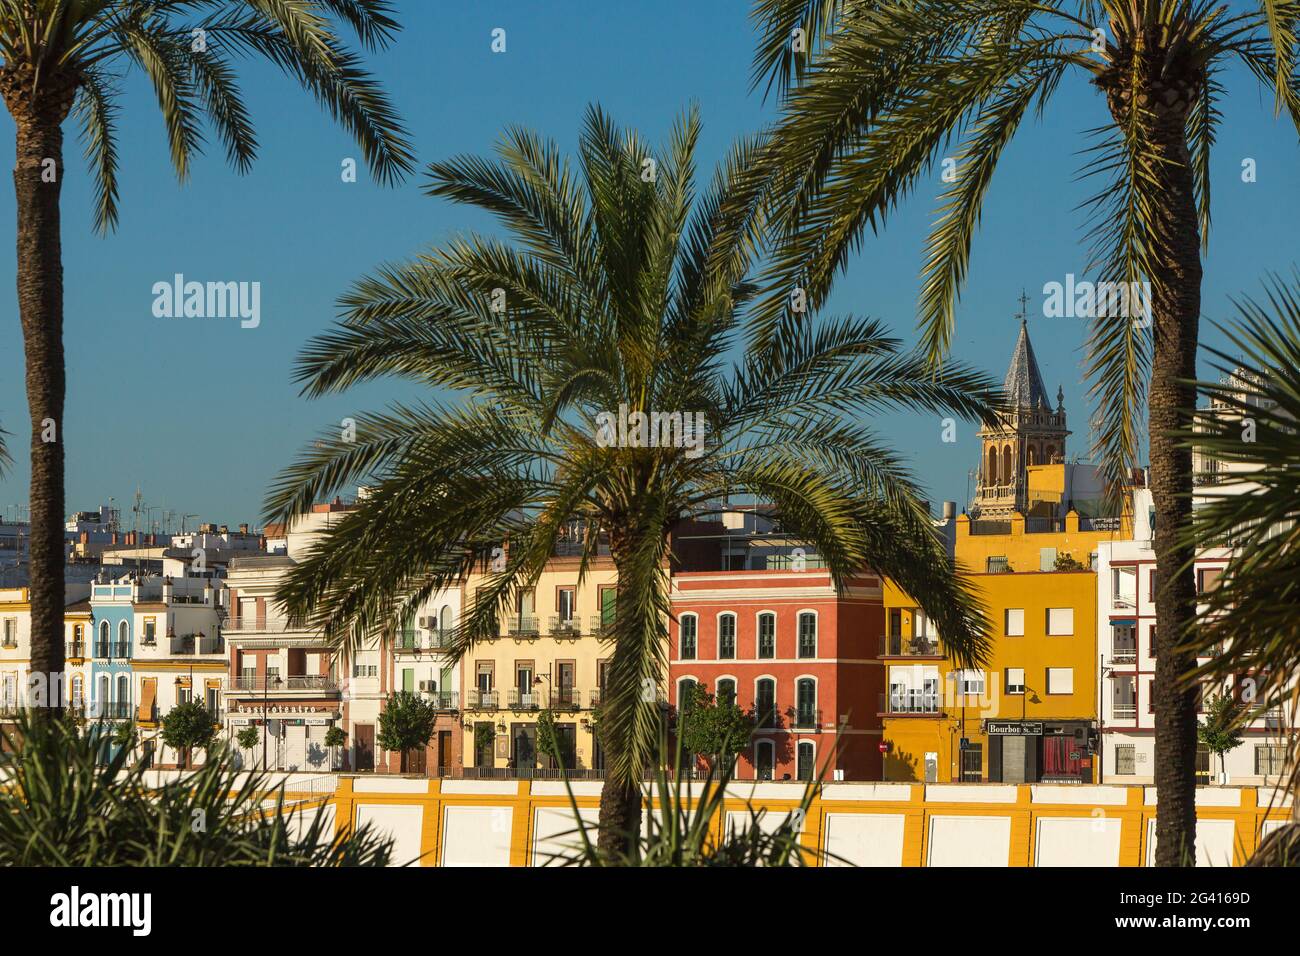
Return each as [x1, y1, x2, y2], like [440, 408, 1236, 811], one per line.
[985, 719, 1096, 783]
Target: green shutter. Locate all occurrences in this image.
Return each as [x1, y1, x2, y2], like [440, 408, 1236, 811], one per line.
[601, 588, 617, 627]
[402, 668, 414, 693]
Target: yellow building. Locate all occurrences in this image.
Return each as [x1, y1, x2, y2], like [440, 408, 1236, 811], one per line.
[461, 556, 619, 775]
[883, 533, 1101, 783]
[954, 504, 1130, 575]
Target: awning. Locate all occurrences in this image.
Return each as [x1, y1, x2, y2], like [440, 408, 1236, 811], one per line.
[137, 679, 156, 722]
[1110, 618, 1137, 628]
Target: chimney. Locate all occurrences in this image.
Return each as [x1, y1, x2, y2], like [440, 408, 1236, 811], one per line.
[219, 524, 228, 535]
[80, 531, 89, 544]
[238, 523, 249, 534]
[942, 501, 957, 520]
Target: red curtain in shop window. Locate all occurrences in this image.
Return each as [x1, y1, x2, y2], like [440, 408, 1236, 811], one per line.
[1042, 736, 1082, 777]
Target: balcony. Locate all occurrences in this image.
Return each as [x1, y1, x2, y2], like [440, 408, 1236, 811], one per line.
[549, 689, 581, 711]
[589, 614, 613, 637]
[65, 642, 86, 660]
[506, 688, 542, 710]
[879, 634, 943, 658]
[423, 690, 459, 711]
[395, 629, 454, 653]
[791, 708, 822, 730]
[226, 675, 339, 694]
[1110, 641, 1137, 665]
[1112, 701, 1137, 720]
[93, 642, 130, 659]
[97, 702, 134, 720]
[548, 616, 582, 638]
[505, 615, 540, 638]
[589, 688, 602, 708]
[222, 616, 299, 635]
[169, 634, 225, 655]
[881, 691, 940, 715]
[467, 689, 499, 710]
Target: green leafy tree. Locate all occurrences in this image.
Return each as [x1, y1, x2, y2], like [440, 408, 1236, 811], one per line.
[160, 700, 215, 769]
[1197, 693, 1245, 784]
[235, 726, 259, 752]
[1054, 552, 1086, 572]
[535, 708, 576, 770]
[0, 711, 395, 866]
[749, 0, 1300, 867]
[473, 722, 496, 768]
[0, 0, 413, 710]
[676, 684, 757, 771]
[324, 725, 347, 770]
[377, 691, 436, 773]
[268, 105, 997, 858]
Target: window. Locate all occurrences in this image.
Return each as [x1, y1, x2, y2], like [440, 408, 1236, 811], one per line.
[986, 556, 1009, 574]
[1046, 667, 1074, 695]
[1148, 625, 1158, 658]
[1197, 567, 1222, 594]
[556, 588, 576, 623]
[755, 679, 776, 728]
[143, 617, 156, 644]
[1, 618, 15, 646]
[352, 663, 377, 678]
[1112, 566, 1136, 603]
[1113, 676, 1137, 718]
[1149, 569, 1158, 601]
[797, 612, 817, 658]
[116, 674, 130, 705]
[70, 675, 84, 708]
[1046, 608, 1074, 636]
[679, 614, 697, 660]
[755, 740, 775, 780]
[717, 678, 736, 707]
[118, 620, 129, 644]
[797, 741, 815, 782]
[476, 662, 494, 693]
[99, 620, 110, 644]
[956, 669, 985, 696]
[1256, 745, 1286, 776]
[1005, 668, 1025, 695]
[1004, 608, 1024, 636]
[757, 613, 775, 659]
[718, 614, 736, 659]
[960, 743, 983, 782]
[796, 678, 817, 727]
[1115, 744, 1136, 775]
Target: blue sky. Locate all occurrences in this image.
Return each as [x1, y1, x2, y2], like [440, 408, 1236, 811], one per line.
[1, 1, 1299, 529]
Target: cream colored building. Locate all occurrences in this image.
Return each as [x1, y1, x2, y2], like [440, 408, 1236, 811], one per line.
[462, 556, 619, 775]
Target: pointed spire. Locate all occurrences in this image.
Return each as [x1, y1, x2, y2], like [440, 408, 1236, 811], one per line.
[1002, 308, 1050, 409]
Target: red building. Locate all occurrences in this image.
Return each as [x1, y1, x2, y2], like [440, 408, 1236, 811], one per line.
[668, 567, 884, 781]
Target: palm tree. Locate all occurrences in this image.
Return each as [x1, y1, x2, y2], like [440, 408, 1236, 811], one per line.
[749, 0, 1300, 867]
[266, 105, 998, 858]
[0, 0, 413, 718]
[1181, 274, 1300, 862]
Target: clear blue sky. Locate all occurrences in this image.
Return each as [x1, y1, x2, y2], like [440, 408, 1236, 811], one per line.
[1, 1, 1298, 529]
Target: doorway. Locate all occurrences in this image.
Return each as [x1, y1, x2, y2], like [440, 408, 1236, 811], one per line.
[353, 724, 374, 771]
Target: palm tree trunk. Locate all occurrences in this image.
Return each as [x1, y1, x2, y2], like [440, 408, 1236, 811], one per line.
[2, 69, 78, 721]
[1145, 100, 1203, 867]
[595, 526, 647, 859]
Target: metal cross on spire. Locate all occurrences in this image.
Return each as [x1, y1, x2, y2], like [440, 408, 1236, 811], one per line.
[1014, 288, 1029, 324]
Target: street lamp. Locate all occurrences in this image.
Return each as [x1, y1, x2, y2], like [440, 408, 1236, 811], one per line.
[261, 674, 283, 768]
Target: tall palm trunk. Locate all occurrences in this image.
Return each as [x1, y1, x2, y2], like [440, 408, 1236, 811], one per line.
[1124, 81, 1203, 867]
[596, 525, 647, 859]
[1, 68, 77, 719]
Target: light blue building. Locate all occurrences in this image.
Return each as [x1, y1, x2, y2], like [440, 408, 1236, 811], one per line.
[89, 579, 135, 722]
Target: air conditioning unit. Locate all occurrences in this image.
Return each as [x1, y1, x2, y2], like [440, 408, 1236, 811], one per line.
[419, 616, 433, 629]
[418, 680, 437, 693]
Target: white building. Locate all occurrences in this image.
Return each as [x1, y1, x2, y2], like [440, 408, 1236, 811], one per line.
[1096, 490, 1292, 785]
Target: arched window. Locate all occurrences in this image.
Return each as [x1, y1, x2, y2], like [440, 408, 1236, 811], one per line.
[116, 674, 130, 706]
[755, 740, 775, 781]
[679, 614, 697, 660]
[1027, 445, 1036, 466]
[99, 620, 110, 645]
[796, 678, 817, 728]
[797, 741, 815, 781]
[717, 678, 736, 707]
[440, 605, 452, 632]
[97, 675, 110, 710]
[797, 612, 817, 658]
[118, 620, 129, 645]
[1045, 444, 1056, 463]
[71, 675, 84, 708]
[987, 447, 998, 484]
[757, 613, 776, 659]
[755, 678, 776, 728]
[1002, 445, 1013, 482]
[717, 613, 736, 659]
